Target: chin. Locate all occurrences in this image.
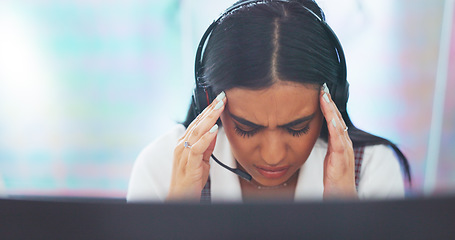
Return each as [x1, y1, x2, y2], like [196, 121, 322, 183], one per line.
[253, 172, 294, 186]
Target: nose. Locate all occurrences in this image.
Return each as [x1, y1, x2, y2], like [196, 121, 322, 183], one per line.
[259, 130, 287, 166]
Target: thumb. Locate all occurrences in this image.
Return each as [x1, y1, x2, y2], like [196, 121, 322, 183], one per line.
[203, 135, 217, 162]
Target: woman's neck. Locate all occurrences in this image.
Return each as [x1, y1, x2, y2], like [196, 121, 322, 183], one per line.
[239, 169, 299, 202]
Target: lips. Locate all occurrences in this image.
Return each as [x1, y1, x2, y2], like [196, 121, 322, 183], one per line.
[255, 165, 290, 179]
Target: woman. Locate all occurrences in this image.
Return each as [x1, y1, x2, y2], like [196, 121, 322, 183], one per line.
[127, 0, 411, 202]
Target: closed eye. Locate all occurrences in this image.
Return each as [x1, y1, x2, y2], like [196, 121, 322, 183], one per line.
[234, 124, 310, 138]
[229, 110, 315, 138]
[286, 125, 310, 137]
[234, 124, 261, 138]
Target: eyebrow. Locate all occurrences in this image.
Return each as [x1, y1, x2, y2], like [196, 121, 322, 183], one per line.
[229, 112, 316, 129]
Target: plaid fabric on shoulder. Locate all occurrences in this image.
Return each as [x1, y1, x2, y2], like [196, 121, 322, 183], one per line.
[354, 146, 365, 191]
[200, 177, 211, 203]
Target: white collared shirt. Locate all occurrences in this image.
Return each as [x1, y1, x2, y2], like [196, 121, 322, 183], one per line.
[127, 124, 405, 202]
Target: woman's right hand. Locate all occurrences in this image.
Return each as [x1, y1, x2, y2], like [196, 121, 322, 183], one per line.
[166, 92, 226, 201]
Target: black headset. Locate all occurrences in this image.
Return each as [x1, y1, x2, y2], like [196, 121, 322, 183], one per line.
[193, 0, 350, 115]
[192, 0, 350, 182]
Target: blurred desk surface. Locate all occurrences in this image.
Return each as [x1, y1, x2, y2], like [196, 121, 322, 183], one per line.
[0, 196, 454, 240]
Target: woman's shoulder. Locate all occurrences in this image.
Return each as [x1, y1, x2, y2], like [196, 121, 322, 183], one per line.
[139, 124, 186, 160]
[136, 123, 187, 172]
[127, 124, 186, 202]
[358, 144, 405, 198]
[363, 144, 400, 164]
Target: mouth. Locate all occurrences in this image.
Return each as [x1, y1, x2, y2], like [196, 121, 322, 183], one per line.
[255, 165, 290, 179]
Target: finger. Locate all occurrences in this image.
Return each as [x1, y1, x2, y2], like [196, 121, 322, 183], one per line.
[320, 88, 347, 136]
[203, 136, 217, 163]
[187, 124, 219, 170]
[178, 126, 217, 171]
[323, 85, 344, 123]
[189, 91, 225, 129]
[186, 96, 226, 145]
[173, 139, 187, 174]
[326, 117, 352, 155]
[320, 89, 337, 130]
[182, 92, 226, 140]
[327, 96, 346, 131]
[178, 111, 221, 171]
[320, 90, 352, 154]
[185, 97, 216, 135]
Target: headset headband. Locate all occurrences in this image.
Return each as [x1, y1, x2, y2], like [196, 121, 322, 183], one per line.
[194, 0, 349, 114]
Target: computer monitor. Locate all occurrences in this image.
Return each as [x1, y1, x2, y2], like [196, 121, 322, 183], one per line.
[0, 195, 454, 239]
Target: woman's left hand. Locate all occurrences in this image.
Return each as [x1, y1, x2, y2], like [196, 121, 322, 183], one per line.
[319, 83, 357, 199]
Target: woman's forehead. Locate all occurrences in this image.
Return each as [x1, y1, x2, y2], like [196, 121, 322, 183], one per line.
[225, 81, 319, 99]
[225, 82, 320, 125]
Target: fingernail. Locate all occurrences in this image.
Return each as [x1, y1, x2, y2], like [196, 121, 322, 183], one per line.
[331, 118, 337, 128]
[323, 83, 330, 94]
[323, 93, 330, 103]
[214, 100, 224, 110]
[215, 91, 226, 102]
[209, 124, 218, 133]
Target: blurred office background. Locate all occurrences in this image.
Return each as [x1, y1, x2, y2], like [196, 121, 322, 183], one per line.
[0, 0, 453, 197]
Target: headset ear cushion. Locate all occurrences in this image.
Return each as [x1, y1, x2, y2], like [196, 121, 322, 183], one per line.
[193, 86, 214, 115]
[330, 80, 349, 113]
[341, 81, 349, 112]
[206, 86, 215, 105]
